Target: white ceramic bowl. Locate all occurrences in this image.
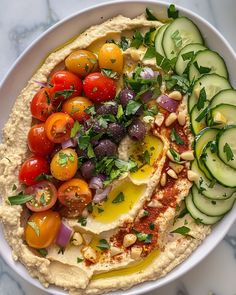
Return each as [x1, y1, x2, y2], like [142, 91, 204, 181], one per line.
[0, 1, 236, 294]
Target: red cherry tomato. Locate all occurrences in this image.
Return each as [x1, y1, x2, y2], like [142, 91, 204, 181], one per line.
[28, 123, 55, 156]
[25, 181, 57, 212]
[19, 156, 50, 186]
[45, 112, 74, 143]
[50, 71, 83, 106]
[30, 88, 55, 121]
[83, 72, 116, 103]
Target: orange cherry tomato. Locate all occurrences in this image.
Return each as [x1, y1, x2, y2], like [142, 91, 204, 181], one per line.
[50, 148, 78, 181]
[25, 210, 61, 249]
[62, 96, 93, 122]
[45, 112, 74, 143]
[65, 50, 98, 77]
[58, 178, 92, 214]
[98, 43, 123, 74]
[28, 123, 55, 156]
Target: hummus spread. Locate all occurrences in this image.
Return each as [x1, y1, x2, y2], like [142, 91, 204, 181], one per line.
[0, 10, 212, 295]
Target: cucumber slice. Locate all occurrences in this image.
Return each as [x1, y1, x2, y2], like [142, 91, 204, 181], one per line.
[162, 17, 203, 60]
[210, 89, 236, 109]
[191, 160, 235, 200]
[204, 144, 236, 187]
[194, 127, 219, 179]
[209, 104, 236, 127]
[190, 101, 209, 135]
[189, 50, 228, 81]
[192, 185, 236, 216]
[188, 74, 231, 112]
[217, 126, 236, 169]
[175, 43, 206, 76]
[185, 192, 223, 225]
[155, 24, 168, 56]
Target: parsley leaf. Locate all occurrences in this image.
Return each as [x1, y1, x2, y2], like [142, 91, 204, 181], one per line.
[135, 232, 153, 244]
[27, 221, 40, 237]
[97, 239, 110, 250]
[130, 31, 143, 49]
[57, 152, 75, 166]
[145, 8, 158, 21]
[54, 87, 75, 100]
[156, 52, 173, 72]
[144, 28, 156, 47]
[8, 193, 34, 205]
[77, 257, 84, 263]
[149, 223, 155, 230]
[125, 100, 142, 116]
[169, 148, 181, 162]
[223, 143, 234, 161]
[35, 173, 54, 182]
[143, 105, 158, 117]
[171, 226, 192, 236]
[170, 128, 184, 145]
[167, 4, 179, 19]
[197, 87, 207, 111]
[78, 135, 90, 150]
[78, 217, 87, 226]
[195, 106, 210, 122]
[181, 51, 195, 61]
[193, 61, 211, 74]
[101, 68, 119, 79]
[37, 248, 48, 257]
[70, 121, 81, 138]
[143, 150, 151, 164]
[112, 192, 125, 204]
[119, 36, 129, 51]
[143, 46, 156, 59]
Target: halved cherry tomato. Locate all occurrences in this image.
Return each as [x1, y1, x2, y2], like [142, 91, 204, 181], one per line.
[19, 156, 50, 186]
[58, 205, 82, 218]
[28, 123, 55, 156]
[62, 96, 93, 122]
[50, 71, 83, 106]
[30, 87, 55, 121]
[45, 112, 74, 143]
[25, 210, 61, 249]
[25, 181, 57, 212]
[98, 43, 123, 74]
[58, 178, 92, 214]
[50, 148, 78, 181]
[65, 50, 98, 77]
[83, 72, 116, 103]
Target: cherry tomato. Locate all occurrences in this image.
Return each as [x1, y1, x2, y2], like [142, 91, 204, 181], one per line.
[30, 87, 55, 121]
[19, 156, 50, 186]
[45, 112, 74, 143]
[50, 148, 78, 181]
[62, 96, 93, 122]
[83, 72, 116, 103]
[50, 71, 83, 106]
[58, 205, 83, 218]
[58, 178, 92, 214]
[25, 210, 61, 249]
[98, 43, 123, 74]
[28, 123, 55, 156]
[65, 50, 98, 77]
[25, 181, 57, 212]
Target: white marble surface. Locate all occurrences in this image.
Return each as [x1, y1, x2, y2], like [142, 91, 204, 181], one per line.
[0, 1, 236, 295]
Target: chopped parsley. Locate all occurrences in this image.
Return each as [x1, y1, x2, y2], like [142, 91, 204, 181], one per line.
[169, 148, 181, 162]
[170, 128, 184, 145]
[37, 249, 48, 257]
[125, 100, 142, 116]
[223, 142, 234, 161]
[101, 68, 119, 79]
[130, 31, 143, 49]
[58, 247, 65, 255]
[167, 4, 179, 19]
[196, 87, 207, 111]
[144, 28, 156, 47]
[145, 8, 158, 21]
[97, 239, 110, 250]
[12, 184, 17, 191]
[35, 173, 54, 182]
[135, 232, 153, 244]
[195, 106, 209, 122]
[54, 87, 75, 100]
[27, 221, 40, 237]
[181, 51, 195, 61]
[8, 193, 34, 205]
[171, 226, 194, 237]
[149, 223, 155, 230]
[143, 150, 151, 164]
[193, 61, 211, 74]
[143, 46, 156, 59]
[78, 135, 90, 150]
[57, 152, 75, 166]
[112, 192, 125, 204]
[143, 104, 158, 117]
[77, 257, 84, 263]
[119, 36, 129, 51]
[70, 121, 81, 138]
[78, 217, 87, 226]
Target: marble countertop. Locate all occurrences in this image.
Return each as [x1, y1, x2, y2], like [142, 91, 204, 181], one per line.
[0, 1, 236, 295]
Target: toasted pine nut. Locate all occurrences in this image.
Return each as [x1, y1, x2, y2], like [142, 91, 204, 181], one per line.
[110, 246, 124, 257]
[165, 113, 177, 127]
[169, 162, 184, 174]
[82, 246, 97, 263]
[82, 233, 92, 245]
[177, 111, 186, 126]
[71, 232, 83, 246]
[155, 113, 165, 126]
[167, 169, 178, 179]
[160, 172, 167, 186]
[130, 246, 142, 259]
[181, 150, 195, 161]
[123, 234, 137, 248]
[130, 50, 141, 61]
[187, 170, 199, 182]
[148, 199, 162, 208]
[168, 90, 182, 101]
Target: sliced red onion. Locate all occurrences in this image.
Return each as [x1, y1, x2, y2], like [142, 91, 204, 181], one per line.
[56, 222, 73, 248]
[140, 67, 155, 79]
[61, 138, 77, 149]
[93, 185, 112, 203]
[141, 90, 153, 103]
[157, 94, 179, 113]
[33, 80, 47, 88]
[89, 174, 106, 190]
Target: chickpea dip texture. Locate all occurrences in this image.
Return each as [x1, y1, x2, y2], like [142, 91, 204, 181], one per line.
[0, 12, 211, 295]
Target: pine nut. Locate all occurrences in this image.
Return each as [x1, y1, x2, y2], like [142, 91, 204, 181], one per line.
[177, 111, 186, 126]
[155, 113, 165, 126]
[71, 232, 83, 246]
[187, 170, 199, 182]
[82, 233, 92, 245]
[167, 169, 178, 179]
[130, 246, 142, 259]
[168, 90, 182, 101]
[181, 150, 195, 161]
[82, 246, 97, 263]
[169, 162, 184, 174]
[160, 172, 167, 186]
[110, 246, 124, 257]
[165, 113, 177, 127]
[130, 50, 141, 61]
[123, 234, 137, 248]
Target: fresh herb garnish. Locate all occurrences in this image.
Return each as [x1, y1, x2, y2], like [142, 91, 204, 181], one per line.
[37, 248, 48, 257]
[116, 104, 124, 120]
[125, 100, 142, 116]
[130, 31, 143, 49]
[8, 193, 34, 205]
[101, 68, 119, 79]
[27, 221, 40, 237]
[12, 184, 17, 191]
[169, 148, 181, 162]
[170, 128, 184, 145]
[156, 52, 174, 72]
[78, 135, 90, 150]
[168, 4, 179, 19]
[78, 217, 87, 226]
[149, 223, 155, 230]
[193, 61, 211, 74]
[198, 177, 206, 193]
[40, 193, 46, 206]
[197, 87, 207, 110]
[84, 105, 96, 115]
[143, 105, 158, 117]
[223, 142, 234, 161]
[119, 36, 129, 51]
[143, 46, 156, 59]
[112, 192, 125, 204]
[58, 247, 65, 255]
[97, 239, 110, 250]
[135, 232, 153, 244]
[54, 87, 75, 100]
[97, 207, 104, 213]
[164, 74, 193, 94]
[70, 121, 81, 138]
[144, 28, 156, 47]
[35, 173, 54, 182]
[210, 141, 217, 153]
[181, 51, 195, 61]
[209, 178, 217, 188]
[58, 152, 75, 166]
[195, 106, 209, 122]
[77, 257, 84, 263]
[171, 30, 182, 48]
[145, 8, 158, 20]
[143, 150, 151, 164]
[171, 226, 194, 237]
[176, 207, 188, 220]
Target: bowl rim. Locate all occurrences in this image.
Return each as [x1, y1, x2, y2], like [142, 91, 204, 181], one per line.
[0, 1, 236, 295]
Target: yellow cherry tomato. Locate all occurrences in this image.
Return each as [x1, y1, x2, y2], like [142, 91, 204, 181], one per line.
[25, 210, 61, 249]
[50, 148, 78, 181]
[98, 43, 124, 74]
[65, 50, 98, 77]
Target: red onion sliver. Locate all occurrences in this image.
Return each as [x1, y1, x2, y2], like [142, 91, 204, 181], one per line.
[140, 67, 155, 79]
[89, 176, 103, 190]
[141, 90, 153, 103]
[93, 185, 112, 203]
[33, 80, 47, 88]
[157, 94, 179, 113]
[61, 138, 77, 149]
[56, 222, 73, 248]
